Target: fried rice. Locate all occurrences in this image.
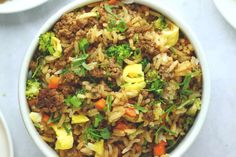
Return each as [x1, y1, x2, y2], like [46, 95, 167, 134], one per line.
[26, 1, 202, 157]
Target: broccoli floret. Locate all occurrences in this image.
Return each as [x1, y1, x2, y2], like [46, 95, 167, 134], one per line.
[26, 79, 41, 99]
[39, 32, 62, 58]
[106, 43, 132, 65]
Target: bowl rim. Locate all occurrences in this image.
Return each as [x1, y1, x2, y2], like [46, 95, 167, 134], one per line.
[19, 0, 210, 157]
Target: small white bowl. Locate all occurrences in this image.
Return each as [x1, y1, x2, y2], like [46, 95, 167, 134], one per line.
[19, 0, 210, 157]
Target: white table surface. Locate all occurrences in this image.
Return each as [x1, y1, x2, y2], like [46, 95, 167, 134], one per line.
[0, 0, 236, 157]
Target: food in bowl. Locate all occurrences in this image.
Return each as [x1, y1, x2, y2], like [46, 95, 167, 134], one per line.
[26, 1, 202, 157]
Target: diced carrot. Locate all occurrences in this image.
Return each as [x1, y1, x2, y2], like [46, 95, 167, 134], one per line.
[108, 0, 118, 5]
[153, 140, 167, 156]
[125, 107, 137, 117]
[95, 98, 106, 111]
[42, 114, 50, 123]
[115, 122, 129, 130]
[48, 76, 60, 89]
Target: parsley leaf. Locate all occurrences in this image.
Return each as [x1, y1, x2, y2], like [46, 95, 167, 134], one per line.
[134, 104, 147, 113]
[100, 128, 111, 139]
[64, 95, 83, 108]
[84, 126, 111, 142]
[79, 38, 89, 54]
[104, 4, 118, 18]
[94, 114, 104, 128]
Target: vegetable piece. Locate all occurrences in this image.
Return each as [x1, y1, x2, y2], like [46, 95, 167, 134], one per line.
[26, 79, 41, 99]
[180, 74, 193, 96]
[65, 95, 83, 108]
[121, 64, 146, 92]
[162, 21, 179, 47]
[105, 95, 113, 112]
[77, 12, 99, 19]
[30, 112, 42, 123]
[88, 140, 104, 157]
[148, 79, 165, 97]
[42, 114, 50, 123]
[177, 98, 195, 109]
[154, 126, 176, 144]
[79, 38, 89, 54]
[99, 128, 111, 140]
[140, 57, 149, 69]
[134, 104, 147, 113]
[63, 123, 72, 134]
[39, 32, 62, 58]
[48, 76, 60, 89]
[115, 122, 129, 130]
[71, 54, 88, 76]
[186, 98, 201, 116]
[94, 114, 104, 128]
[153, 140, 167, 156]
[108, 0, 118, 5]
[125, 107, 137, 117]
[108, 20, 127, 33]
[154, 16, 168, 30]
[153, 103, 164, 121]
[72, 114, 89, 124]
[95, 98, 106, 111]
[85, 126, 111, 142]
[52, 125, 73, 150]
[104, 4, 118, 18]
[106, 43, 132, 65]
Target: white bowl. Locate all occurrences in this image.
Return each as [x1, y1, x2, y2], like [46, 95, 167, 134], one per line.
[19, 0, 210, 156]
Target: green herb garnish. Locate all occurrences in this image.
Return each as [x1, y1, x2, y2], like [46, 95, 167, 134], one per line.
[105, 95, 113, 112]
[79, 38, 89, 54]
[94, 114, 104, 128]
[180, 74, 193, 96]
[64, 95, 83, 108]
[106, 43, 132, 65]
[134, 104, 147, 113]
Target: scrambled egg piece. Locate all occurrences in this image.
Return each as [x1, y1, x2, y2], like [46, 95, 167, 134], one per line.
[162, 21, 179, 48]
[121, 64, 146, 92]
[87, 140, 104, 157]
[29, 112, 42, 123]
[52, 125, 73, 150]
[72, 114, 89, 124]
[51, 36, 62, 58]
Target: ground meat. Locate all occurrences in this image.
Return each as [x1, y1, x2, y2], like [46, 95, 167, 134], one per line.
[89, 58, 122, 80]
[57, 73, 80, 96]
[137, 39, 161, 58]
[37, 89, 65, 113]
